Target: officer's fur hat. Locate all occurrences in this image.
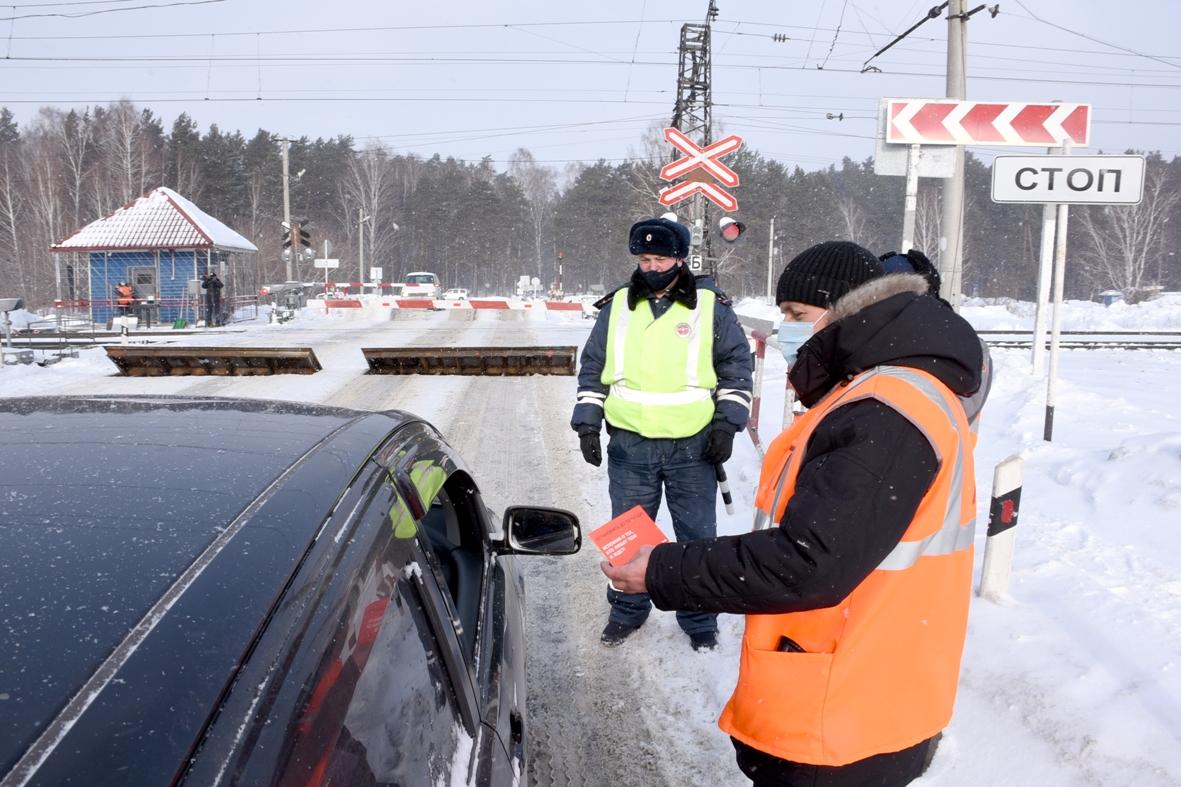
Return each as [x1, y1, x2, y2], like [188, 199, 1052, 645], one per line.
[628, 218, 691, 259]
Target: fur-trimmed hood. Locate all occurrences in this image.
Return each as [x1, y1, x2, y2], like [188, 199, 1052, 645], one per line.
[788, 273, 983, 407]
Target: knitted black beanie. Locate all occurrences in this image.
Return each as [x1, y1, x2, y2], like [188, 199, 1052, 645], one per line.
[776, 241, 884, 307]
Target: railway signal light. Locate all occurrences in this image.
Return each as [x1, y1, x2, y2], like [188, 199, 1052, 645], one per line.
[718, 216, 746, 243]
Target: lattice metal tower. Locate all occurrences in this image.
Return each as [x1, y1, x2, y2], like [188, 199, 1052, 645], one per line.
[670, 1, 718, 274]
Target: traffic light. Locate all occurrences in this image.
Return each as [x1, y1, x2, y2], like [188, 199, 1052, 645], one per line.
[718, 216, 746, 243]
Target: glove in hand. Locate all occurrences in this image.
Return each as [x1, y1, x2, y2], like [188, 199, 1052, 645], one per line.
[580, 431, 602, 467]
[702, 427, 735, 465]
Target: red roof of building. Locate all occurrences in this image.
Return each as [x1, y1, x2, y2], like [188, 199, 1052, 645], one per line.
[50, 187, 258, 254]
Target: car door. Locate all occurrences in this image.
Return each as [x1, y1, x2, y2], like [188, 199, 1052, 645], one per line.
[377, 422, 524, 783]
[180, 430, 501, 786]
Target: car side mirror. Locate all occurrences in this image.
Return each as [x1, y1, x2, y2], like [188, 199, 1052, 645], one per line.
[500, 506, 581, 555]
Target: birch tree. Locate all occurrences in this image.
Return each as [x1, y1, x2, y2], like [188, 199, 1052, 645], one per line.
[1076, 160, 1179, 300]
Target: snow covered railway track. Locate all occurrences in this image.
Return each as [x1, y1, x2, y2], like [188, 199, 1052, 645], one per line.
[983, 339, 1181, 350]
[979, 331, 1181, 350]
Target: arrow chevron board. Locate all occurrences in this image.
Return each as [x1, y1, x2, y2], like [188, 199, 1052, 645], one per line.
[886, 100, 1091, 147]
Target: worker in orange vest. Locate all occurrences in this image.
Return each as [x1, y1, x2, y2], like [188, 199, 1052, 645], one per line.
[114, 281, 134, 315]
[603, 241, 984, 786]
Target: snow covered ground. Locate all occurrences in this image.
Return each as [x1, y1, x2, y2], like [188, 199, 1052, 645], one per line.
[2, 297, 1180, 785]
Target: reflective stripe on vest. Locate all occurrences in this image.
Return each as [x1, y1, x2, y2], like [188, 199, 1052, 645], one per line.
[838, 367, 975, 571]
[721, 365, 976, 767]
[753, 367, 977, 568]
[600, 289, 717, 438]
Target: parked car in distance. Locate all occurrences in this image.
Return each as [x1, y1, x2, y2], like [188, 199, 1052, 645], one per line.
[0, 396, 581, 787]
[403, 271, 441, 299]
[443, 288, 469, 301]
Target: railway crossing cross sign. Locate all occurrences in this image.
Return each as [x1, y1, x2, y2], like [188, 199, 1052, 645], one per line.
[658, 127, 743, 211]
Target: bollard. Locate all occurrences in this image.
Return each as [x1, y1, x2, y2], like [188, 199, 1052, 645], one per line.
[978, 455, 1024, 599]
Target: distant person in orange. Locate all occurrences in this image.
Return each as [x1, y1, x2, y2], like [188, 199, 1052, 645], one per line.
[114, 281, 134, 316]
[603, 241, 984, 786]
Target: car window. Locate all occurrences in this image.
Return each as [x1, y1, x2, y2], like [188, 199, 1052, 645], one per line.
[183, 469, 482, 787]
[416, 480, 486, 662]
[373, 426, 490, 663]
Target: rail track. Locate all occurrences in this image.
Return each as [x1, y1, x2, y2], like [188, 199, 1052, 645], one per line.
[978, 330, 1181, 351]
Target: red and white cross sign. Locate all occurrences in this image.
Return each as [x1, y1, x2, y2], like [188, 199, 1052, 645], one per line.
[886, 100, 1091, 147]
[659, 127, 743, 186]
[658, 127, 743, 210]
[658, 180, 739, 212]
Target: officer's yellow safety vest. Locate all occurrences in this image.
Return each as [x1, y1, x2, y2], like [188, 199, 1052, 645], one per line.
[601, 289, 716, 438]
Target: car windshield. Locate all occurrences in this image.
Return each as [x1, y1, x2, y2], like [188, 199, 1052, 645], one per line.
[407, 274, 436, 284]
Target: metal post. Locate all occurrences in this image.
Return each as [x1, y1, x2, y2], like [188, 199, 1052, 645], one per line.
[939, 0, 967, 310]
[1031, 201, 1058, 375]
[358, 208, 365, 288]
[902, 144, 921, 252]
[979, 455, 1024, 599]
[765, 215, 776, 304]
[1044, 143, 1072, 441]
[281, 138, 292, 282]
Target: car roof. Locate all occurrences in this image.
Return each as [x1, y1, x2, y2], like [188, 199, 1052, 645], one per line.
[0, 396, 418, 782]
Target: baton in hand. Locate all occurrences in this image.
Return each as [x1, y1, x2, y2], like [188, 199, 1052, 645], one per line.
[715, 463, 735, 515]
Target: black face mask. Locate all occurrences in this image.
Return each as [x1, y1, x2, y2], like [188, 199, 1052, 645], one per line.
[639, 264, 681, 293]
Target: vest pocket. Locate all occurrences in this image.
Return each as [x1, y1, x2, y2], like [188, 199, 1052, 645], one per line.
[727, 645, 834, 762]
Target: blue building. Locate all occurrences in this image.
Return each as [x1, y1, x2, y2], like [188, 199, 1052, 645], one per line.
[50, 187, 258, 326]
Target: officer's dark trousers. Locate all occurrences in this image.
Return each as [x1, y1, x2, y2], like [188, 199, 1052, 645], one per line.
[605, 425, 717, 636]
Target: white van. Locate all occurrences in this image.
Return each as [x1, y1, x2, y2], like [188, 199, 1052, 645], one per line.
[403, 272, 441, 299]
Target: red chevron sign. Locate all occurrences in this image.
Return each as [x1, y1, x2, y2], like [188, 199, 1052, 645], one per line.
[658, 127, 743, 210]
[886, 100, 1090, 147]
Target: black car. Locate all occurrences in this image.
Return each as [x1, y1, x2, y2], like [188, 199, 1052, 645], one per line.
[0, 396, 580, 786]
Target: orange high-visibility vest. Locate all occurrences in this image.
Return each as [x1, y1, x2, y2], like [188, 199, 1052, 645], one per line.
[721, 365, 976, 766]
[115, 285, 134, 306]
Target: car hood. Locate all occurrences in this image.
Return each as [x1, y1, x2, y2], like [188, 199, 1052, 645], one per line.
[0, 396, 407, 781]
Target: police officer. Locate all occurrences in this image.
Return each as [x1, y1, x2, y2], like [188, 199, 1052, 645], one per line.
[571, 216, 753, 651]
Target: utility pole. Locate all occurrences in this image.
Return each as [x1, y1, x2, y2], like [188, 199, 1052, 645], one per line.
[281, 138, 293, 282]
[765, 215, 776, 304]
[939, 0, 968, 310]
[671, 1, 718, 277]
[358, 208, 366, 287]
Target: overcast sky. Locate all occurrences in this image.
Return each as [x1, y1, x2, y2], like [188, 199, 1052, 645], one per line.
[2, 0, 1179, 171]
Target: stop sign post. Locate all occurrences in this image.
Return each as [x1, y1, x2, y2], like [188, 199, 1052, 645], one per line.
[988, 151, 1144, 441]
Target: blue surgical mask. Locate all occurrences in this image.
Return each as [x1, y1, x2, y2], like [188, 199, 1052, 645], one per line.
[777, 321, 817, 367]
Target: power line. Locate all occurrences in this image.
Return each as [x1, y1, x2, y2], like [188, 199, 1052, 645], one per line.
[818, 0, 851, 69]
[0, 0, 224, 21]
[1, 18, 694, 41]
[3, 0, 156, 7]
[1010, 0, 1181, 71]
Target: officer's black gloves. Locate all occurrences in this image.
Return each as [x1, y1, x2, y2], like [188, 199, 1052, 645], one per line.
[579, 430, 602, 467]
[702, 426, 736, 465]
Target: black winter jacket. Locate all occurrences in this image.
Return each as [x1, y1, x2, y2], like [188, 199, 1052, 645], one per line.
[646, 273, 983, 615]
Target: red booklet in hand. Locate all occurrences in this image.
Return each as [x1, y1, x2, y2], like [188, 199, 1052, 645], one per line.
[589, 505, 669, 566]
